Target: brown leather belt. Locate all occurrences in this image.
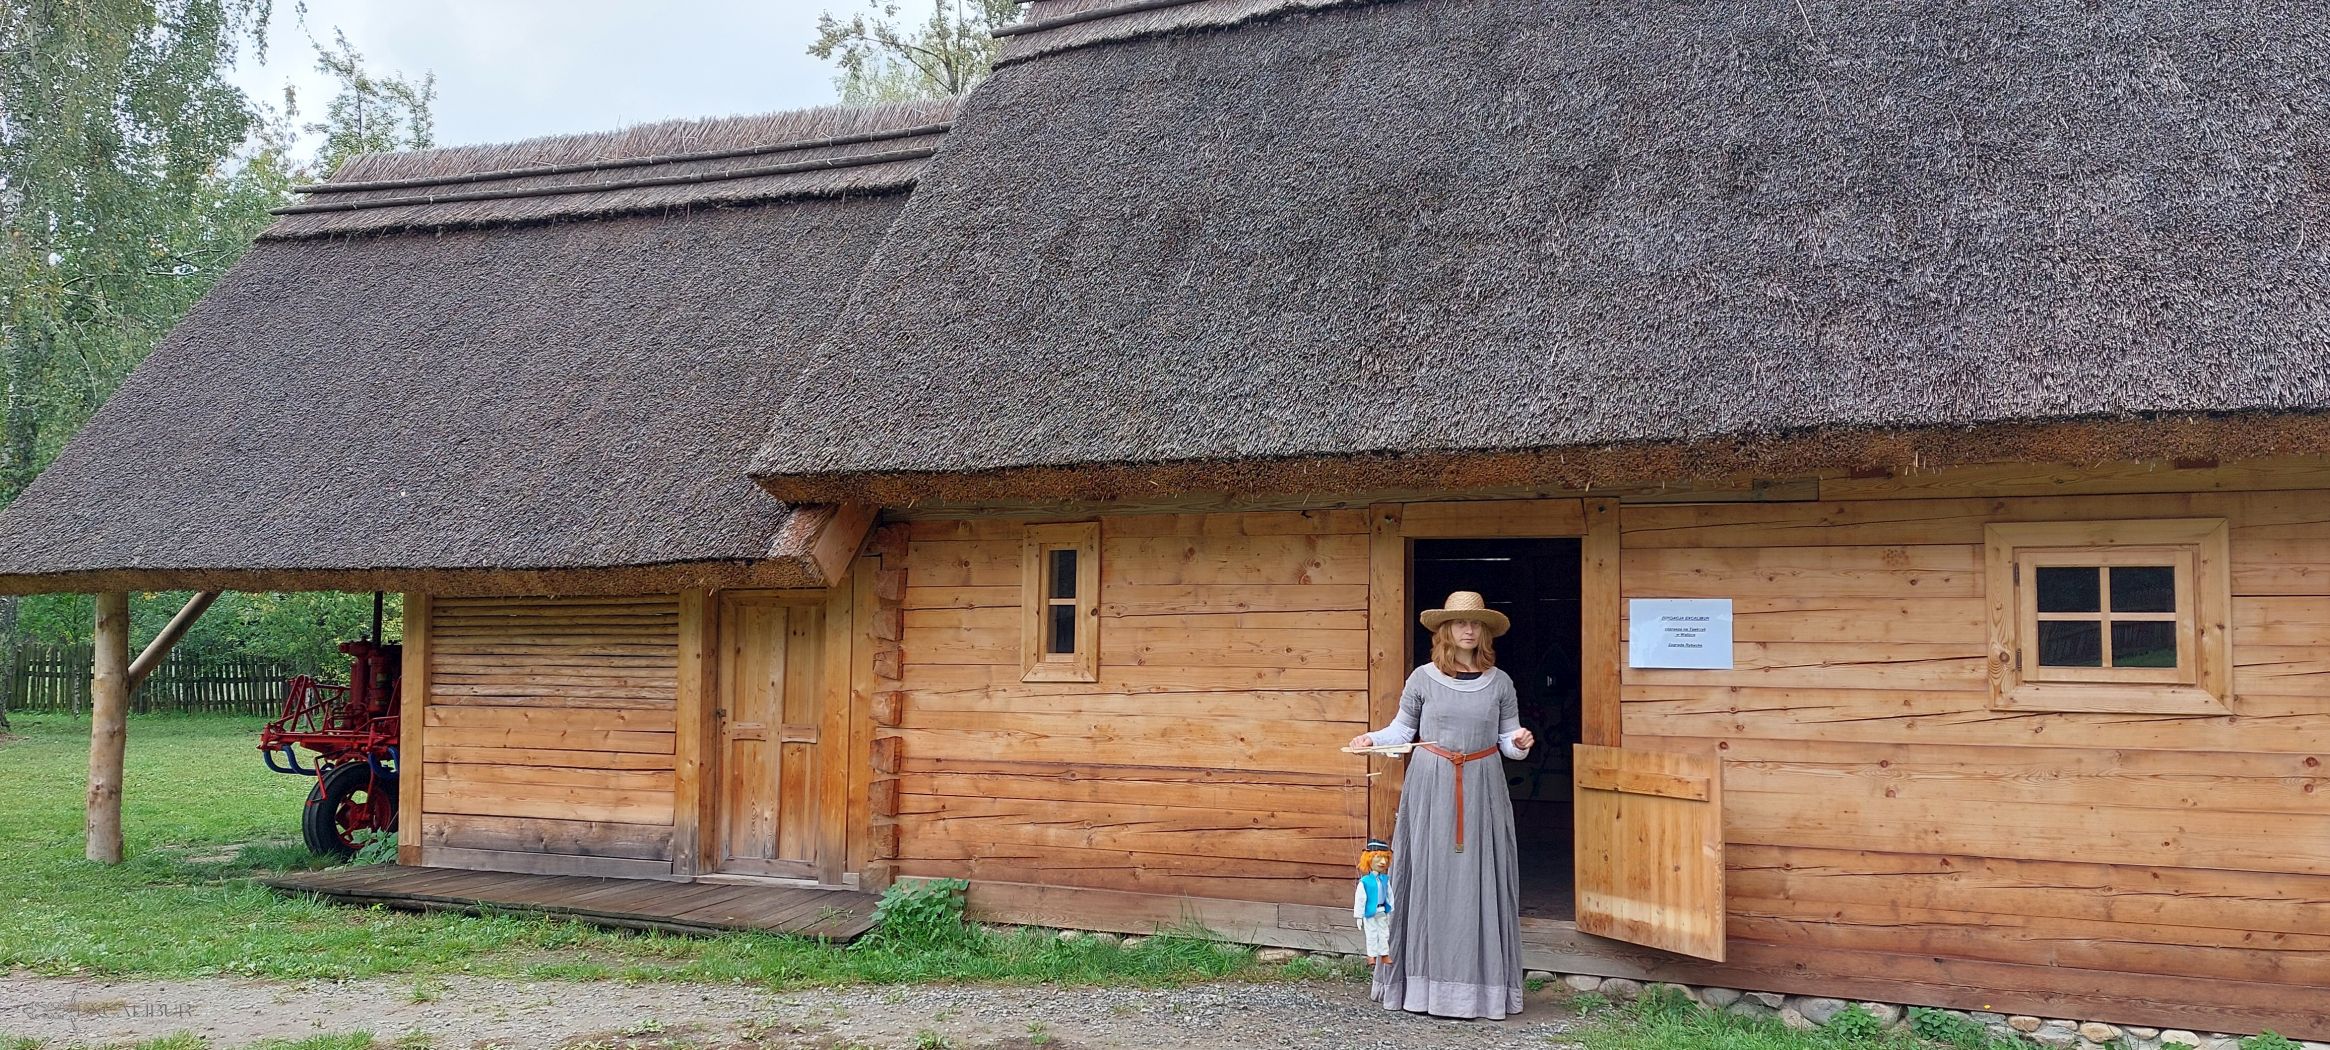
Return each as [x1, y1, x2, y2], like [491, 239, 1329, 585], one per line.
[1420, 743, 1501, 852]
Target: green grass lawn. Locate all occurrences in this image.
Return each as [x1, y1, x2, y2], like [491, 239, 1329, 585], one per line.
[0, 712, 1259, 987]
[0, 713, 2030, 1050]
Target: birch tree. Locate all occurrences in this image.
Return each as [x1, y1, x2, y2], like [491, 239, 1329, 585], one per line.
[809, 0, 1022, 103]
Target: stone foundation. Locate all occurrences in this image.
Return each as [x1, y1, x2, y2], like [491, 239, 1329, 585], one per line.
[997, 924, 2327, 1048]
[1539, 971, 2329, 1050]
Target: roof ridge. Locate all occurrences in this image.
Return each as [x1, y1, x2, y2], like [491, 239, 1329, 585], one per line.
[269, 145, 939, 217]
[992, 0, 1206, 38]
[295, 121, 954, 197]
[994, 0, 1398, 65]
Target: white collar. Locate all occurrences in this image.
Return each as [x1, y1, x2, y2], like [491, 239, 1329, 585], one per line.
[1421, 664, 1498, 692]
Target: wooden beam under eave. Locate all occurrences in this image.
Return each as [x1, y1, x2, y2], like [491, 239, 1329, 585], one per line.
[804, 504, 878, 586]
[86, 592, 131, 863]
[127, 591, 219, 692]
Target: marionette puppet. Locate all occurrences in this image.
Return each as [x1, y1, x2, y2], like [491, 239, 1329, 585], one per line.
[1355, 838, 1395, 965]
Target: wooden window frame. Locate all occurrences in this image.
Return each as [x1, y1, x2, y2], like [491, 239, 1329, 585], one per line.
[1021, 522, 1100, 683]
[1984, 519, 2231, 715]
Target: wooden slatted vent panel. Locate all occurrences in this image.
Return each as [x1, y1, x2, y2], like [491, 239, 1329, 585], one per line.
[1573, 743, 1727, 962]
[419, 595, 685, 876]
[431, 596, 681, 710]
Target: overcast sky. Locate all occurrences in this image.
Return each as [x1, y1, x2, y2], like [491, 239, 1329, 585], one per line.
[228, 1, 847, 151]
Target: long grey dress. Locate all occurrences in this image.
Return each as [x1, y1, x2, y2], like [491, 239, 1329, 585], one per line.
[1368, 664, 1526, 1019]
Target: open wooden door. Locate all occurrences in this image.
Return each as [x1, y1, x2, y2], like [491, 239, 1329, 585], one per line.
[1572, 743, 1727, 961]
[715, 592, 847, 881]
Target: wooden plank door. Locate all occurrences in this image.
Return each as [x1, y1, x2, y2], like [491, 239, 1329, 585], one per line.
[716, 595, 828, 880]
[1572, 743, 1727, 961]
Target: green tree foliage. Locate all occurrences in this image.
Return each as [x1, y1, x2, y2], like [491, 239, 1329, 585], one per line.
[0, 3, 436, 705]
[0, 0, 281, 498]
[302, 28, 435, 175]
[809, 0, 1022, 104]
[14, 590, 402, 671]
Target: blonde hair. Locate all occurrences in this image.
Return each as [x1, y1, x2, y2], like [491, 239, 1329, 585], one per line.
[1430, 621, 1497, 676]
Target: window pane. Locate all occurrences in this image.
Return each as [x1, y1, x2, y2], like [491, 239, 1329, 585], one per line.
[1048, 549, 1078, 600]
[1047, 603, 1077, 655]
[2111, 620, 2178, 667]
[2035, 567, 2101, 613]
[2036, 620, 2102, 667]
[2110, 566, 2177, 613]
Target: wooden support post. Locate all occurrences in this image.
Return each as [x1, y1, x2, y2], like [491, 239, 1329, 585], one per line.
[671, 588, 711, 877]
[397, 594, 430, 866]
[1367, 504, 1408, 842]
[86, 592, 130, 864]
[127, 591, 219, 692]
[1580, 498, 1623, 747]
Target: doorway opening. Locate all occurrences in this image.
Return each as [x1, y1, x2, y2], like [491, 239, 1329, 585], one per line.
[1410, 537, 1583, 921]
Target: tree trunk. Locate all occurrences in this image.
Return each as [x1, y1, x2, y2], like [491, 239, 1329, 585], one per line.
[87, 592, 130, 864]
[1, 322, 43, 502]
[0, 594, 16, 730]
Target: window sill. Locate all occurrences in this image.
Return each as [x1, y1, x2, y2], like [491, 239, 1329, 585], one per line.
[1991, 682, 2231, 716]
[1021, 664, 1098, 685]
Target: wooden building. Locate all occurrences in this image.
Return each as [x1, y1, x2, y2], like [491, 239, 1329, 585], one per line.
[3, 0, 2327, 1039]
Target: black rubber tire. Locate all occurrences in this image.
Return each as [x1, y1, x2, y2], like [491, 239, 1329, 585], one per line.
[302, 762, 397, 859]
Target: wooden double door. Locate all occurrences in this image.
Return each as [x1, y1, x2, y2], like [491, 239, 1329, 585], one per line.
[714, 592, 850, 882]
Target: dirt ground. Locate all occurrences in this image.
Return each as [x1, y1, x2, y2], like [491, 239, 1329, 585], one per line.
[0, 972, 1584, 1049]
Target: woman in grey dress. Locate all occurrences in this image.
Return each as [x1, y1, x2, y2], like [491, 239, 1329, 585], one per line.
[1347, 590, 1536, 1020]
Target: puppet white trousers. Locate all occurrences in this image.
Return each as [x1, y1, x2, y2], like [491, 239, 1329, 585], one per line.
[1361, 913, 1393, 958]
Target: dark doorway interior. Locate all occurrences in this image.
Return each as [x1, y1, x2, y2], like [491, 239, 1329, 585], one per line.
[1410, 537, 1583, 921]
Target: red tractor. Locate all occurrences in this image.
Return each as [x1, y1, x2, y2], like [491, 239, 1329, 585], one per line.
[259, 636, 403, 858]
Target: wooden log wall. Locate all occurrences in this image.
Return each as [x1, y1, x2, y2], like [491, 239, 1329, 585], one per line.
[1618, 477, 2330, 1036]
[417, 595, 682, 879]
[892, 511, 1373, 906]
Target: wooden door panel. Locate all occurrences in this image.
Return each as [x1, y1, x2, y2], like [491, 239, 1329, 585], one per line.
[776, 604, 824, 866]
[717, 597, 824, 880]
[1573, 743, 1727, 961]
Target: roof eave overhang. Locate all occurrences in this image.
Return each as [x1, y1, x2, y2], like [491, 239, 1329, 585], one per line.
[748, 412, 2330, 507]
[0, 504, 880, 597]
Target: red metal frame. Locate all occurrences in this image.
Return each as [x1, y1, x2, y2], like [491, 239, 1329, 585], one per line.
[259, 639, 402, 775]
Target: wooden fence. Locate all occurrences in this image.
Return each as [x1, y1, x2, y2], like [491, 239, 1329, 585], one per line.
[4, 645, 322, 716]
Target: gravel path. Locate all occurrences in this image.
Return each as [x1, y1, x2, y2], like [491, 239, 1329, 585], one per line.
[0, 972, 1585, 1049]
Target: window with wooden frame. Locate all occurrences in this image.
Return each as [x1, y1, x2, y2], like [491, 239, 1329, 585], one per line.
[1021, 522, 1100, 683]
[1984, 519, 2231, 714]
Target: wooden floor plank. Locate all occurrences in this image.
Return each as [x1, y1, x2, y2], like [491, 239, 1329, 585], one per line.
[375, 868, 520, 898]
[672, 888, 819, 927]
[261, 865, 880, 941]
[750, 891, 849, 930]
[590, 882, 754, 917]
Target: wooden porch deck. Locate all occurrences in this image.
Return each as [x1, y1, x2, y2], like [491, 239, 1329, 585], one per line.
[261, 865, 882, 940]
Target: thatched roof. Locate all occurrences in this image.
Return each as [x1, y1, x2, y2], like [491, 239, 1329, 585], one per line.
[0, 100, 953, 595]
[749, 0, 2330, 504]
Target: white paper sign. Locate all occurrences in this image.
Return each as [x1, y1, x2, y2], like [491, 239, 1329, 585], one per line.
[1628, 598, 1734, 670]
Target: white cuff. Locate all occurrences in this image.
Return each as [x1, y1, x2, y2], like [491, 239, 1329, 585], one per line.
[1498, 729, 1531, 761]
[1368, 717, 1417, 747]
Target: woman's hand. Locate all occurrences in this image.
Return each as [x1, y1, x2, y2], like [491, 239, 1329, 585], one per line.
[1349, 733, 1375, 750]
[1512, 728, 1536, 751]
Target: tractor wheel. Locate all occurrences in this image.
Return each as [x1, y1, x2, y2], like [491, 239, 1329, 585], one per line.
[303, 762, 397, 859]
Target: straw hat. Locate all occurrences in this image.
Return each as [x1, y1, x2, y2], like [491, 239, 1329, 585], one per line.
[1419, 590, 1510, 637]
